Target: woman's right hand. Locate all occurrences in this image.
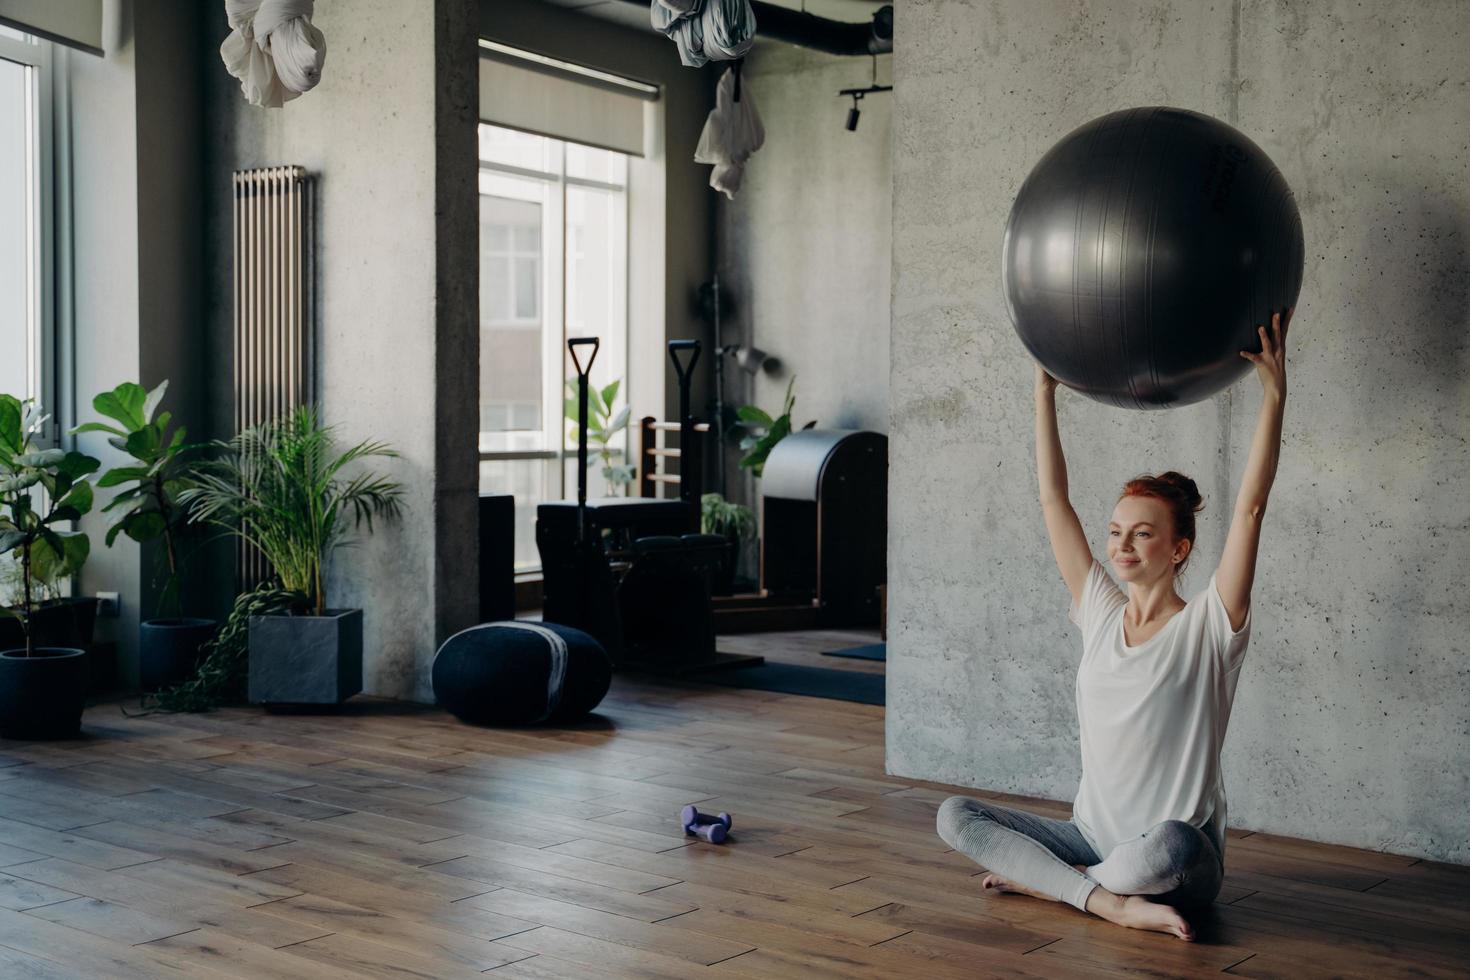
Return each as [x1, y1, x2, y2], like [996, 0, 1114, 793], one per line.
[1035, 364, 1060, 396]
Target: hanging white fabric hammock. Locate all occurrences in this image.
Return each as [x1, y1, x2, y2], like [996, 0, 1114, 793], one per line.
[694, 66, 764, 199]
[220, 0, 327, 108]
[651, 0, 755, 68]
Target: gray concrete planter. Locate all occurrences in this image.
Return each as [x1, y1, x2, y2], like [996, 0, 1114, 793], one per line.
[248, 609, 363, 705]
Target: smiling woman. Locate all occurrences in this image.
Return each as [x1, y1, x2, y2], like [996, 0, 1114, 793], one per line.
[1110, 472, 1204, 580]
[936, 313, 1293, 942]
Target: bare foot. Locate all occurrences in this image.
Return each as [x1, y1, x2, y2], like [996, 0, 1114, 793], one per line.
[1105, 893, 1193, 940]
[979, 873, 1052, 902]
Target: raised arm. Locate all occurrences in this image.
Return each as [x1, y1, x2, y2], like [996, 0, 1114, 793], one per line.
[1217, 309, 1291, 631]
[1035, 366, 1093, 604]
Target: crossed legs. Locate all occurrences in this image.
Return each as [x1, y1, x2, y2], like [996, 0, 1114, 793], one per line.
[936, 796, 1223, 941]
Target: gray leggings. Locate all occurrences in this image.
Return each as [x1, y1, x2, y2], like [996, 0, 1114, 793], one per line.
[936, 796, 1224, 912]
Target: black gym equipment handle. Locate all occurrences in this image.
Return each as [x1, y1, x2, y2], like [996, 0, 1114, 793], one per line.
[668, 340, 701, 511]
[568, 337, 600, 542]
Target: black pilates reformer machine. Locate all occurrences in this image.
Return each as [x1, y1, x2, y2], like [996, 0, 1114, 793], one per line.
[535, 338, 762, 674]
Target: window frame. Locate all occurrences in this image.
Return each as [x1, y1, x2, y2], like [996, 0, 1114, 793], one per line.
[0, 30, 56, 446]
[477, 126, 632, 572]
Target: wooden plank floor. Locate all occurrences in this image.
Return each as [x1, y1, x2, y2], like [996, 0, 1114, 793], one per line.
[0, 632, 1465, 978]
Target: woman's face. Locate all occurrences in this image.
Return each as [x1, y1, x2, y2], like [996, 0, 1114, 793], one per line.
[1108, 495, 1189, 584]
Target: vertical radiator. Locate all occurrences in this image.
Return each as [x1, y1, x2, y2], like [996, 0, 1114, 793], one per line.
[232, 166, 314, 586]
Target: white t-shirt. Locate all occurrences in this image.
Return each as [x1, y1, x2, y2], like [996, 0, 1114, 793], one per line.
[1069, 560, 1250, 859]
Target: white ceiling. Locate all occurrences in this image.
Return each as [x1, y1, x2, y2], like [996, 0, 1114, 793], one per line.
[533, 0, 889, 39]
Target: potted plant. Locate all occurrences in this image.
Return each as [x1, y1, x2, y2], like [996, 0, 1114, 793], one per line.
[0, 395, 100, 738]
[565, 377, 634, 495]
[178, 406, 403, 706]
[737, 375, 815, 478]
[73, 380, 215, 692]
[701, 492, 755, 595]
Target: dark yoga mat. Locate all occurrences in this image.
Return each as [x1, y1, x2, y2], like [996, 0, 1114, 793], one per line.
[821, 642, 886, 662]
[699, 663, 885, 705]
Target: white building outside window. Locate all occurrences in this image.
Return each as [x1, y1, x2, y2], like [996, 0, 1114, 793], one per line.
[478, 124, 630, 571]
[0, 25, 55, 441]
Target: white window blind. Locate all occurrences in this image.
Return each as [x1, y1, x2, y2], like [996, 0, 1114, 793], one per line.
[478, 45, 655, 159]
[0, 0, 102, 56]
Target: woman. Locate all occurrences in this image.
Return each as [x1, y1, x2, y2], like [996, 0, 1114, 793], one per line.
[936, 310, 1292, 941]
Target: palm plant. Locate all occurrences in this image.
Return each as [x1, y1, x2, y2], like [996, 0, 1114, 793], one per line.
[701, 492, 755, 542]
[179, 407, 404, 616]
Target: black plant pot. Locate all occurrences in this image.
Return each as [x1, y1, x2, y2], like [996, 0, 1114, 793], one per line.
[0, 596, 100, 652]
[713, 538, 739, 597]
[0, 647, 87, 739]
[139, 618, 218, 692]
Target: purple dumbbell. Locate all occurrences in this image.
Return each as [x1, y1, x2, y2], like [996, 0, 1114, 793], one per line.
[680, 805, 733, 843]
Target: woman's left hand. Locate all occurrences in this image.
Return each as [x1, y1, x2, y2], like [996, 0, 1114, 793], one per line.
[1241, 308, 1290, 399]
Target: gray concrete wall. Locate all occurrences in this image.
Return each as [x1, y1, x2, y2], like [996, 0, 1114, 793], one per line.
[889, 0, 1470, 862]
[70, 0, 211, 687]
[70, 0, 141, 679]
[718, 44, 892, 506]
[133, 0, 204, 625]
[203, 0, 478, 701]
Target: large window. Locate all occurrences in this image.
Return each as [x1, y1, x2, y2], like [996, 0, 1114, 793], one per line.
[0, 26, 53, 436]
[478, 124, 630, 571]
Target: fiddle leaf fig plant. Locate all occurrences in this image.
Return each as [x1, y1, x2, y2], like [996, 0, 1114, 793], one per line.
[565, 377, 635, 493]
[0, 394, 100, 655]
[737, 376, 814, 478]
[71, 380, 201, 617]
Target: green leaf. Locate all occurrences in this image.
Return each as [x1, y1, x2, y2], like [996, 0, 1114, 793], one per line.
[600, 379, 620, 410]
[142, 380, 168, 424]
[17, 449, 65, 468]
[0, 395, 22, 456]
[125, 426, 163, 462]
[606, 405, 631, 434]
[736, 405, 773, 426]
[102, 487, 145, 512]
[0, 472, 41, 494]
[55, 481, 94, 517]
[32, 529, 89, 582]
[0, 529, 24, 553]
[97, 465, 152, 488]
[56, 451, 100, 479]
[92, 383, 149, 431]
[123, 511, 168, 543]
[69, 421, 127, 438]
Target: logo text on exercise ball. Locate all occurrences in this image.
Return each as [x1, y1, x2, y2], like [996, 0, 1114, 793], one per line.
[1203, 143, 1250, 215]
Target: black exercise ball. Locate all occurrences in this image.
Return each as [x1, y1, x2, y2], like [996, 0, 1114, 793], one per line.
[432, 622, 612, 726]
[1001, 106, 1304, 409]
